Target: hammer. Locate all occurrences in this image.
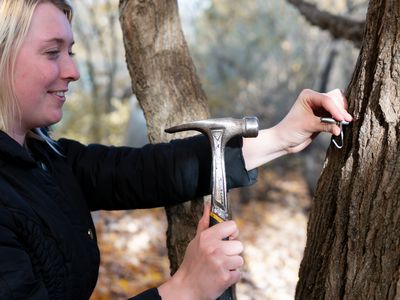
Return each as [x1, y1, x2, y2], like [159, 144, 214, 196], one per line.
[165, 117, 259, 300]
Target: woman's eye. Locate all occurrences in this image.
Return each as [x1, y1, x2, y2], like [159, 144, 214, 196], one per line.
[46, 50, 60, 59]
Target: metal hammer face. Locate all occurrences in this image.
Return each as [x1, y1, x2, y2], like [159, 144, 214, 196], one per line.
[165, 117, 259, 224]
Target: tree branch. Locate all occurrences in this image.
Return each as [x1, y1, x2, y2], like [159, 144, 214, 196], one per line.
[287, 0, 365, 48]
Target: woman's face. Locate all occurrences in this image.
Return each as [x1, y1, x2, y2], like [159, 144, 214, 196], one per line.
[13, 2, 80, 135]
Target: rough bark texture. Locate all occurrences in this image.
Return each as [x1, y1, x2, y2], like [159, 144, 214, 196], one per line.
[296, 0, 400, 299]
[287, 0, 365, 48]
[119, 0, 210, 273]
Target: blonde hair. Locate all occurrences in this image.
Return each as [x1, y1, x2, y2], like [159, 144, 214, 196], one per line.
[0, 0, 73, 151]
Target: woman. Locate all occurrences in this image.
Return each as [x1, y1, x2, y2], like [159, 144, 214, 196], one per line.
[0, 0, 352, 299]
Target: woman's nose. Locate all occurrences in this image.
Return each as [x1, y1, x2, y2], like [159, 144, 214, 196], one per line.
[62, 55, 80, 82]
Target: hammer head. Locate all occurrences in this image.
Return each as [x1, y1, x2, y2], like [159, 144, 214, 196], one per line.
[165, 117, 259, 141]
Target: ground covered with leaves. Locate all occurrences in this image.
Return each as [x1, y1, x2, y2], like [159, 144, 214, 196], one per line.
[90, 168, 311, 300]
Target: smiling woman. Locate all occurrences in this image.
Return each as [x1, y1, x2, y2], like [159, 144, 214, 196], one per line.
[0, 2, 250, 299]
[0, 0, 75, 146]
[0, 1, 352, 300]
[12, 2, 79, 144]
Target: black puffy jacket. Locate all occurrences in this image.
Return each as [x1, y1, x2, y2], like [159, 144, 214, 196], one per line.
[0, 131, 256, 299]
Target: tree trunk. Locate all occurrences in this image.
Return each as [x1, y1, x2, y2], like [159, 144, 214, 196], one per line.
[296, 0, 400, 299]
[119, 0, 210, 274]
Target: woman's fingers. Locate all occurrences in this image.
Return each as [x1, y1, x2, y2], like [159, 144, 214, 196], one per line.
[299, 88, 352, 136]
[197, 205, 240, 241]
[310, 116, 341, 136]
[228, 227, 240, 240]
[224, 254, 244, 270]
[210, 220, 239, 241]
[301, 88, 352, 122]
[175, 206, 244, 299]
[324, 89, 352, 121]
[216, 240, 243, 256]
[228, 270, 242, 285]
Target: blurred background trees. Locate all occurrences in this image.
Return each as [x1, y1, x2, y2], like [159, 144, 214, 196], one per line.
[54, 0, 141, 146]
[52, 0, 368, 299]
[185, 0, 365, 195]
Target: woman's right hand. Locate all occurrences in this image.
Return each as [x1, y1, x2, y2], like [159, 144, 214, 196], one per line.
[158, 205, 244, 300]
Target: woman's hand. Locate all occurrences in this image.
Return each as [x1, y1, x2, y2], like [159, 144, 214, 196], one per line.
[275, 88, 352, 153]
[158, 205, 243, 300]
[242, 88, 353, 170]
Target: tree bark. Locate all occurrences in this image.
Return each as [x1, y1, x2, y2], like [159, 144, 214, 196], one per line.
[119, 0, 210, 274]
[296, 0, 400, 299]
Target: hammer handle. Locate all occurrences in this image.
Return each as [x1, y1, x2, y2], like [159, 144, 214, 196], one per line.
[209, 213, 237, 300]
[210, 211, 225, 226]
[210, 216, 219, 227]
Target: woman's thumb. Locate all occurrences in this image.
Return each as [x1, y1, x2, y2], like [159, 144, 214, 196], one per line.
[196, 203, 210, 234]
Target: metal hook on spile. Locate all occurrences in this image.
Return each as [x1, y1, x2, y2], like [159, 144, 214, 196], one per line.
[320, 117, 350, 149]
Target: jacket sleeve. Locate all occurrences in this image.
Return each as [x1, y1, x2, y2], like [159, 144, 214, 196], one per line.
[0, 212, 49, 300]
[58, 135, 257, 211]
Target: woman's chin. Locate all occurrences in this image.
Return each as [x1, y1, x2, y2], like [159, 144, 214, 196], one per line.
[41, 113, 63, 128]
[52, 110, 63, 123]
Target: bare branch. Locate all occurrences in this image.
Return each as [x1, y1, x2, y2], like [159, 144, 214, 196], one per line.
[287, 0, 365, 47]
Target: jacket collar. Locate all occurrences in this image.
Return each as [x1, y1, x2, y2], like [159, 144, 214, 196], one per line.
[0, 131, 37, 166]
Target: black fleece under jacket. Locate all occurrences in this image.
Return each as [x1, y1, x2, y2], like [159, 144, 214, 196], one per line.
[0, 131, 256, 299]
